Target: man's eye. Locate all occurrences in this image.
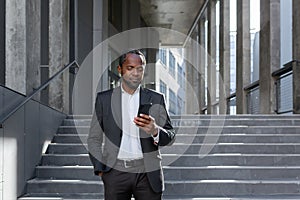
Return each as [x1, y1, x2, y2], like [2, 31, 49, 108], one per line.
[127, 66, 133, 70]
[137, 67, 144, 72]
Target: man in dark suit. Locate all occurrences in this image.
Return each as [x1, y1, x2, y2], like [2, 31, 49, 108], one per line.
[88, 50, 176, 200]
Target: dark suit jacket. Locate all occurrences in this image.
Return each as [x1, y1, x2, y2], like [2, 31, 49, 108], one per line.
[87, 86, 176, 193]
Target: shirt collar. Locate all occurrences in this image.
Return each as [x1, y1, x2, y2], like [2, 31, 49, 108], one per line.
[121, 84, 141, 95]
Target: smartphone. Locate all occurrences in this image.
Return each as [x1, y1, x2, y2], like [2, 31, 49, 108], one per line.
[137, 104, 152, 116]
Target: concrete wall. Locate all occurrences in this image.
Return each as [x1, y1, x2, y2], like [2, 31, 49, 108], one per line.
[0, 86, 66, 200]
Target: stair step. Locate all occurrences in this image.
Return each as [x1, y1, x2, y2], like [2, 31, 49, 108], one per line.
[67, 114, 300, 120]
[41, 154, 300, 166]
[47, 143, 300, 154]
[52, 133, 300, 144]
[18, 195, 300, 200]
[47, 144, 87, 154]
[19, 193, 104, 200]
[63, 118, 300, 126]
[36, 165, 300, 180]
[171, 115, 300, 119]
[27, 179, 103, 193]
[66, 115, 92, 119]
[164, 179, 300, 196]
[56, 126, 300, 134]
[162, 195, 300, 200]
[18, 198, 63, 200]
[26, 178, 300, 196]
[172, 119, 300, 126]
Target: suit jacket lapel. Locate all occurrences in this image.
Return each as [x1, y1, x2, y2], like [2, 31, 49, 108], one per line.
[111, 86, 122, 143]
[140, 87, 152, 106]
[139, 87, 154, 152]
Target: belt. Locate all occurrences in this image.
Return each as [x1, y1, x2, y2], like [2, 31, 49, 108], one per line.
[116, 158, 144, 168]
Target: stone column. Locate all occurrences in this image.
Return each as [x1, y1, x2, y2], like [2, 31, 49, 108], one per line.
[185, 41, 197, 114]
[122, 0, 141, 30]
[236, 0, 251, 114]
[49, 0, 69, 113]
[207, 0, 217, 114]
[293, 0, 300, 113]
[199, 18, 206, 114]
[193, 30, 201, 114]
[26, 0, 41, 96]
[259, 0, 280, 114]
[93, 0, 108, 106]
[219, 0, 230, 114]
[5, 0, 41, 95]
[73, 0, 93, 115]
[5, 0, 26, 93]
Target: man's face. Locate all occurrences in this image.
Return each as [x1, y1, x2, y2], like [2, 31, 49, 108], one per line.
[118, 53, 145, 92]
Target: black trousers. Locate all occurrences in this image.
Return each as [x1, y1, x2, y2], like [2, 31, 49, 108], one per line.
[101, 164, 162, 200]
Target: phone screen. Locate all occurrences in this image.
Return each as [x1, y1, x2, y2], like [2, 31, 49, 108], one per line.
[137, 104, 152, 116]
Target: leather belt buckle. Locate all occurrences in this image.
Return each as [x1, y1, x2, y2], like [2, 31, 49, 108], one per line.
[118, 159, 143, 168]
[123, 160, 131, 168]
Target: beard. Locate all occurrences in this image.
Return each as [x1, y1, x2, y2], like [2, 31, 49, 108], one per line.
[121, 77, 141, 90]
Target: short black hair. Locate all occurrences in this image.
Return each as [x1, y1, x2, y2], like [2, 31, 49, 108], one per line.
[118, 49, 146, 67]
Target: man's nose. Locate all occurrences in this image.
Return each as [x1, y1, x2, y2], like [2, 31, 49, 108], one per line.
[132, 68, 142, 75]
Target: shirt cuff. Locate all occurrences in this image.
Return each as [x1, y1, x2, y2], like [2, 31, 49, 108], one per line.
[152, 128, 160, 145]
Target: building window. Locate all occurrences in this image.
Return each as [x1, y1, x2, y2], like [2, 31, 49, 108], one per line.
[177, 64, 183, 88]
[169, 89, 176, 115]
[160, 80, 167, 100]
[177, 95, 183, 115]
[169, 52, 175, 77]
[159, 48, 167, 66]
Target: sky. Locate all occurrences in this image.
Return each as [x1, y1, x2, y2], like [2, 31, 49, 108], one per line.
[230, 0, 261, 32]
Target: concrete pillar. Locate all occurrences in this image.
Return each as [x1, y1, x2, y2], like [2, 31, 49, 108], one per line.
[0, 0, 4, 85]
[292, 61, 300, 113]
[49, 0, 69, 113]
[293, 0, 300, 113]
[219, 0, 230, 114]
[207, 0, 217, 114]
[26, 0, 41, 96]
[93, 0, 109, 100]
[190, 30, 200, 114]
[259, 0, 281, 114]
[199, 18, 206, 114]
[185, 41, 197, 114]
[5, 0, 26, 93]
[121, 0, 141, 48]
[236, 0, 251, 114]
[122, 0, 141, 30]
[73, 0, 93, 115]
[5, 0, 41, 95]
[293, 0, 300, 60]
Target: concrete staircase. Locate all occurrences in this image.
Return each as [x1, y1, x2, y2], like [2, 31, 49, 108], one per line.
[19, 115, 300, 200]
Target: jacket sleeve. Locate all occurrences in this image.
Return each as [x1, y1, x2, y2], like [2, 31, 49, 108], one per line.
[87, 94, 105, 175]
[156, 94, 176, 146]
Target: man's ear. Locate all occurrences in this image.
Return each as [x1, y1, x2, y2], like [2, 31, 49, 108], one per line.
[117, 65, 122, 75]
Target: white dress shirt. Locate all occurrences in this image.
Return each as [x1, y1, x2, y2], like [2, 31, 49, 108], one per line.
[117, 85, 160, 160]
[117, 85, 143, 160]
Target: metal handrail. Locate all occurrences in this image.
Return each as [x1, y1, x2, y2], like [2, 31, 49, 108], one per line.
[226, 92, 236, 101]
[272, 60, 299, 77]
[0, 60, 79, 128]
[272, 60, 299, 114]
[244, 80, 259, 92]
